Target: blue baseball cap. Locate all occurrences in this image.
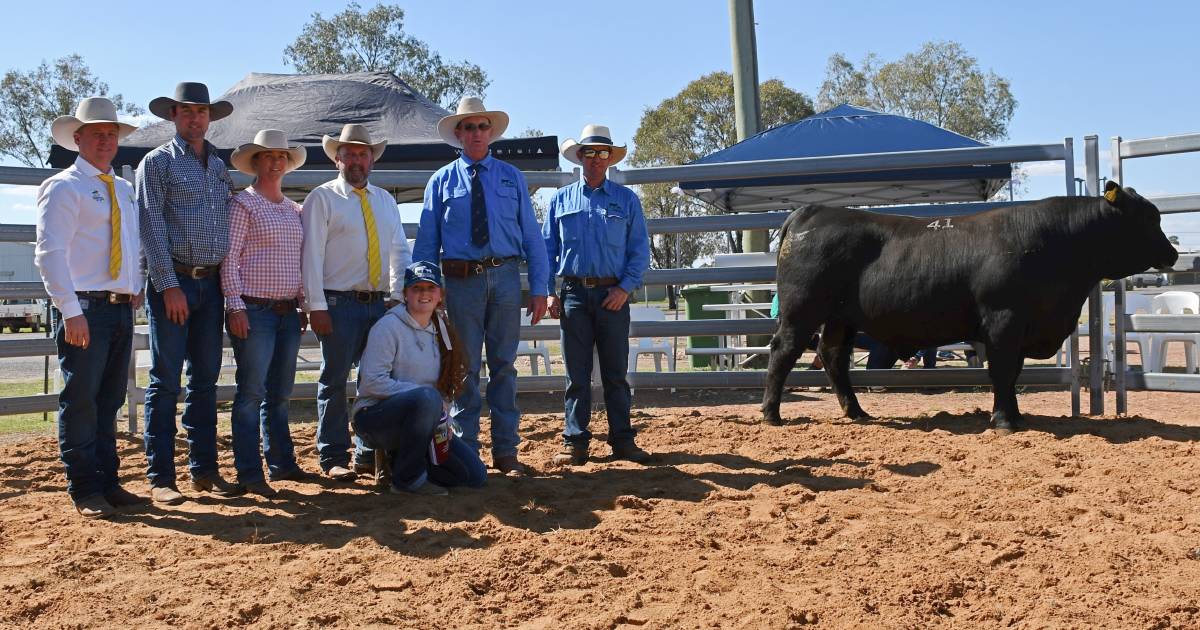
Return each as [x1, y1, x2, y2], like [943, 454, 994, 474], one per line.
[404, 261, 443, 288]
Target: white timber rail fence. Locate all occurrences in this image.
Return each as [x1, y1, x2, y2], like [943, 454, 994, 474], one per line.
[1108, 132, 1200, 412]
[0, 140, 1093, 430]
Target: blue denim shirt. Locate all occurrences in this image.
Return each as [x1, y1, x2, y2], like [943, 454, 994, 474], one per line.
[543, 178, 650, 295]
[413, 152, 549, 296]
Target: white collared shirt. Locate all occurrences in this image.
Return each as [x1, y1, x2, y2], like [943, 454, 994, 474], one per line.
[35, 156, 143, 318]
[301, 176, 411, 311]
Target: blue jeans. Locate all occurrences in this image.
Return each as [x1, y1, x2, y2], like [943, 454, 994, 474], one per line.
[229, 304, 302, 483]
[352, 386, 486, 489]
[315, 292, 384, 471]
[444, 260, 522, 458]
[56, 297, 133, 501]
[559, 281, 635, 448]
[144, 273, 225, 487]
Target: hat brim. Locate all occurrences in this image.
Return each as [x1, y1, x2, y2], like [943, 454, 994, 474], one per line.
[436, 110, 509, 149]
[50, 116, 137, 152]
[560, 139, 627, 166]
[321, 136, 387, 163]
[148, 97, 234, 122]
[230, 142, 308, 176]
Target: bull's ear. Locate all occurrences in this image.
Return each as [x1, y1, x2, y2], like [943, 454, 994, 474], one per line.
[1104, 180, 1120, 203]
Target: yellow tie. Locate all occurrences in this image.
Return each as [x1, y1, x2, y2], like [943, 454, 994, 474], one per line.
[353, 188, 382, 289]
[97, 174, 121, 280]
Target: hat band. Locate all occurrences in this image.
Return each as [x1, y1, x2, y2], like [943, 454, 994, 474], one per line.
[579, 135, 613, 145]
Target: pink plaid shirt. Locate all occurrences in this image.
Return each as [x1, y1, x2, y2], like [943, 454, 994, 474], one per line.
[222, 187, 304, 312]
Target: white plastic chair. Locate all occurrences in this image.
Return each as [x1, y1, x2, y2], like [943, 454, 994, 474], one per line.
[1146, 291, 1200, 373]
[628, 306, 675, 372]
[1060, 293, 1153, 367]
[515, 312, 551, 375]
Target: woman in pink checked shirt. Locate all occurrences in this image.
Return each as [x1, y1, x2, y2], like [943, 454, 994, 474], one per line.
[221, 129, 310, 497]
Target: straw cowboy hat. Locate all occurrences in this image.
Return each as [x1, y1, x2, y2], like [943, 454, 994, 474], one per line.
[437, 97, 509, 149]
[148, 82, 233, 121]
[229, 129, 307, 176]
[322, 123, 387, 162]
[51, 97, 137, 151]
[560, 124, 628, 166]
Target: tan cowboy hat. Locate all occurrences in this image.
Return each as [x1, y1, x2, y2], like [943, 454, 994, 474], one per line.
[560, 124, 627, 166]
[230, 129, 307, 176]
[322, 123, 387, 162]
[437, 97, 509, 148]
[51, 97, 137, 151]
[148, 82, 233, 121]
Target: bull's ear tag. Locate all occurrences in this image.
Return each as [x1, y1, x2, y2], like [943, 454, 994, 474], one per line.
[1104, 188, 1118, 203]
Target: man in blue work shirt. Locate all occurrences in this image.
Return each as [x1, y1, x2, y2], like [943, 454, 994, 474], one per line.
[543, 125, 651, 466]
[414, 97, 549, 476]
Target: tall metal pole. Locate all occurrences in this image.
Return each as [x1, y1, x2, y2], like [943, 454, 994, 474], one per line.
[1111, 136, 1127, 415]
[1084, 135, 1104, 416]
[729, 0, 765, 254]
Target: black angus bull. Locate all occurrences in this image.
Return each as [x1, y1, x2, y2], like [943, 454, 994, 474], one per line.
[762, 182, 1178, 432]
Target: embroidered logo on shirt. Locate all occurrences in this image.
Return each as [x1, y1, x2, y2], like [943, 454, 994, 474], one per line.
[91, 190, 104, 202]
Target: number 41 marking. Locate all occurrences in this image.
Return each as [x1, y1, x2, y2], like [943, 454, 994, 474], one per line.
[927, 218, 954, 230]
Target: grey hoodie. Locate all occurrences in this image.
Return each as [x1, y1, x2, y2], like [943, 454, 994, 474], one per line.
[351, 305, 443, 418]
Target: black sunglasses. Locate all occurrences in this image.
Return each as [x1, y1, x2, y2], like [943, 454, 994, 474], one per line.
[579, 148, 611, 159]
[459, 122, 492, 132]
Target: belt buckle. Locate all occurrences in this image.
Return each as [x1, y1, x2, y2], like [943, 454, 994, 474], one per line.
[582, 277, 597, 288]
[107, 292, 121, 304]
[471, 263, 484, 275]
[484, 257, 502, 268]
[355, 291, 371, 304]
[188, 266, 205, 280]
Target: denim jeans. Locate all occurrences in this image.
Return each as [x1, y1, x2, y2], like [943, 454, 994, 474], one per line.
[56, 297, 133, 501]
[315, 292, 384, 471]
[144, 273, 224, 488]
[353, 386, 488, 489]
[229, 304, 302, 483]
[444, 260, 522, 458]
[559, 281, 635, 448]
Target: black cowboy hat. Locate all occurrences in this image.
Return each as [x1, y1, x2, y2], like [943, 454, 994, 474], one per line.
[148, 82, 234, 121]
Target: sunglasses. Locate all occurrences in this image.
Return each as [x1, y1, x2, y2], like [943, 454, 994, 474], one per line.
[458, 122, 492, 133]
[579, 148, 612, 159]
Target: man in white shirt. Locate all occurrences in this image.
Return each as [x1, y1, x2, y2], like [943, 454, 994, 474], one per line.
[302, 124, 411, 480]
[35, 97, 145, 518]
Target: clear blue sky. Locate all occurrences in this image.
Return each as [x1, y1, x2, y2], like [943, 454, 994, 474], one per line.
[3, 0, 1198, 245]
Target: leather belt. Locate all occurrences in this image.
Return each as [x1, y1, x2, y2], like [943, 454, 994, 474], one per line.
[442, 256, 517, 278]
[76, 290, 133, 304]
[325, 290, 389, 304]
[562, 276, 619, 288]
[242, 295, 299, 314]
[173, 261, 219, 279]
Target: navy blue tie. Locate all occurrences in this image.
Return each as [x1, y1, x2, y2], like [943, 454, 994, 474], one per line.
[469, 163, 489, 247]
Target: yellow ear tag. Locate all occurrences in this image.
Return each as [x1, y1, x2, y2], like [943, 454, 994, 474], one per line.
[1104, 188, 1118, 203]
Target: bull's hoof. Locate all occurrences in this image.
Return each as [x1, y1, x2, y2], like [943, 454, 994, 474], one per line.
[991, 416, 1024, 434]
[846, 408, 874, 423]
[763, 413, 784, 426]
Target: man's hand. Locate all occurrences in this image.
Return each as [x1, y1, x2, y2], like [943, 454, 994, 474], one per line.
[309, 310, 333, 336]
[601, 287, 629, 311]
[527, 295, 548, 325]
[227, 310, 249, 339]
[132, 291, 144, 311]
[63, 314, 89, 349]
[162, 287, 189, 325]
[298, 310, 309, 334]
[547, 295, 562, 319]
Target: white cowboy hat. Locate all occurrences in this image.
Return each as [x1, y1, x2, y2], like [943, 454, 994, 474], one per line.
[230, 129, 307, 176]
[148, 82, 233, 121]
[437, 97, 509, 149]
[51, 97, 137, 151]
[560, 124, 628, 166]
[322, 123, 387, 163]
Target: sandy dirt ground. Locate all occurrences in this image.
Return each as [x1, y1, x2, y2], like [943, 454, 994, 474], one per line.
[1, 387, 1199, 629]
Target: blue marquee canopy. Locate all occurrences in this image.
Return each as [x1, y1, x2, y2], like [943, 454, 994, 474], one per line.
[679, 104, 1012, 212]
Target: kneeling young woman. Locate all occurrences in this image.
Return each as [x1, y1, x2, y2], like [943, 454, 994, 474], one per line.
[351, 262, 486, 495]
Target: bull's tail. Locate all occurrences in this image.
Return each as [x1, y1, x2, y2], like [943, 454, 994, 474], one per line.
[778, 205, 821, 247]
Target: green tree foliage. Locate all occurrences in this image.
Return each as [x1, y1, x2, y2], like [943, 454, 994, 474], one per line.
[283, 2, 489, 109]
[0, 54, 142, 167]
[629, 71, 814, 269]
[817, 41, 1017, 143]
